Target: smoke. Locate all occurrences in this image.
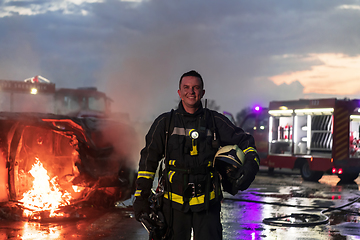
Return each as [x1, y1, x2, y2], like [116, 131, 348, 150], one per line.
[0, 24, 42, 81]
[96, 36, 186, 122]
[12, 93, 55, 113]
[89, 118, 143, 171]
[92, 29, 216, 163]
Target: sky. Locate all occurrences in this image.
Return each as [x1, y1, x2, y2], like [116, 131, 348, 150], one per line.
[1, 0, 360, 122]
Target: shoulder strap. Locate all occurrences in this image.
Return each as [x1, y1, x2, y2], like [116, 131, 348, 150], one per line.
[164, 109, 175, 237]
[155, 110, 174, 192]
[164, 109, 174, 162]
[157, 109, 174, 181]
[207, 109, 219, 149]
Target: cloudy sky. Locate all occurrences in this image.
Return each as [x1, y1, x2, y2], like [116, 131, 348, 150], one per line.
[1, 0, 360, 122]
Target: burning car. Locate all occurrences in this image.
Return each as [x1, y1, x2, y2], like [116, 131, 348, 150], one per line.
[0, 112, 137, 221]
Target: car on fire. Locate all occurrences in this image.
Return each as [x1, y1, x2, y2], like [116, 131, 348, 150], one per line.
[0, 77, 138, 221]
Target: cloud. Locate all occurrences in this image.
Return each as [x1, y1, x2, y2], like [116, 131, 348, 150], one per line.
[0, 0, 104, 17]
[0, 0, 360, 121]
[269, 53, 360, 95]
[338, 4, 360, 10]
[0, 0, 148, 17]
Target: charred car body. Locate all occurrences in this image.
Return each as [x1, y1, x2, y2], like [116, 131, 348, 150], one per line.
[0, 77, 137, 220]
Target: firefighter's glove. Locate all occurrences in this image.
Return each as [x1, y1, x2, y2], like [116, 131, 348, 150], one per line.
[236, 157, 259, 191]
[133, 196, 150, 222]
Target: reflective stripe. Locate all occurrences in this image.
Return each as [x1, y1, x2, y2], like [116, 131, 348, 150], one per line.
[173, 127, 186, 136]
[137, 171, 155, 180]
[172, 127, 212, 136]
[243, 147, 257, 154]
[243, 147, 260, 166]
[168, 170, 175, 183]
[135, 189, 141, 197]
[164, 190, 216, 206]
[169, 160, 176, 166]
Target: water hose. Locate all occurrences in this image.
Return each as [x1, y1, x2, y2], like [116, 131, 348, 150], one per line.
[223, 196, 360, 227]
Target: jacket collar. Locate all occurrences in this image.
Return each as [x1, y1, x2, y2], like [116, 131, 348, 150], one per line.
[177, 101, 204, 117]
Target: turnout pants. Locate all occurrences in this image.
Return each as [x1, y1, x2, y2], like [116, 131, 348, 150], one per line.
[162, 201, 223, 240]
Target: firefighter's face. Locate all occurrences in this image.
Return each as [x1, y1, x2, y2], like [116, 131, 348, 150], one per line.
[178, 76, 205, 113]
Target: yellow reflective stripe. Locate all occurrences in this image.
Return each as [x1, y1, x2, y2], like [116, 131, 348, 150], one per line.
[254, 157, 260, 166]
[207, 161, 212, 167]
[163, 190, 216, 206]
[168, 171, 175, 183]
[135, 189, 141, 197]
[243, 147, 260, 166]
[137, 171, 155, 180]
[169, 160, 176, 166]
[243, 147, 257, 154]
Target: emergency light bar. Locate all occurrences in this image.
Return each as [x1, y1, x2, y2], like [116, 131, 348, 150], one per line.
[268, 109, 293, 116]
[294, 108, 334, 115]
[350, 115, 360, 120]
[254, 105, 262, 112]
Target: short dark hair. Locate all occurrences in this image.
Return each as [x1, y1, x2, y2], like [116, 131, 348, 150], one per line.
[179, 70, 204, 89]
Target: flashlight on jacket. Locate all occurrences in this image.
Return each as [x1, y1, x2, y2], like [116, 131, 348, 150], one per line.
[189, 129, 199, 156]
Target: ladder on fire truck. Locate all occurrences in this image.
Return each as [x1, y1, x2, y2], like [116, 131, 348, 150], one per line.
[310, 115, 333, 153]
[24, 75, 51, 83]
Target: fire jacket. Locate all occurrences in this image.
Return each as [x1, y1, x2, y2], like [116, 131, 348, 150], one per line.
[135, 102, 259, 212]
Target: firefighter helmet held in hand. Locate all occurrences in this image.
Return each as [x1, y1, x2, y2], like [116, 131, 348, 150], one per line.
[214, 145, 245, 195]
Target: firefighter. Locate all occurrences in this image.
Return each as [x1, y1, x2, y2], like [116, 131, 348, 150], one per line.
[133, 70, 260, 240]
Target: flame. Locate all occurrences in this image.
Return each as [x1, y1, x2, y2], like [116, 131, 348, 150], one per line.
[19, 157, 72, 219]
[23, 222, 60, 239]
[72, 185, 85, 193]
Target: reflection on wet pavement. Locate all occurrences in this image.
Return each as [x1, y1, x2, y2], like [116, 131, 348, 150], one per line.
[221, 170, 360, 240]
[22, 222, 61, 240]
[2, 170, 360, 240]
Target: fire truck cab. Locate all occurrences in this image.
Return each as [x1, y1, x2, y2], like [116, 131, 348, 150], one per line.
[55, 87, 112, 118]
[240, 98, 360, 182]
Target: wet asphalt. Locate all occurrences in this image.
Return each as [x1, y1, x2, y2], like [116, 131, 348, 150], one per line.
[1, 167, 360, 240]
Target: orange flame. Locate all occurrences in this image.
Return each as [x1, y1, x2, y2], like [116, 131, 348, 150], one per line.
[19, 157, 72, 219]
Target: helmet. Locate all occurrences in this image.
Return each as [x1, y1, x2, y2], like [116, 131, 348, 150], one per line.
[214, 145, 245, 195]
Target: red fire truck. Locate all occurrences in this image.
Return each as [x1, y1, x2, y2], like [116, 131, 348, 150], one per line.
[239, 98, 360, 182]
[0, 76, 113, 118]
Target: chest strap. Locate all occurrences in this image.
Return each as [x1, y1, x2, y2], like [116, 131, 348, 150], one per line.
[168, 164, 213, 175]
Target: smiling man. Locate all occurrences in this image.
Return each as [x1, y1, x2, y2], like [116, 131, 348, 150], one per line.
[177, 73, 205, 114]
[133, 70, 260, 240]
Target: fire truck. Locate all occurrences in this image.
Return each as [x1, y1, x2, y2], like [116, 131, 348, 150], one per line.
[0, 76, 113, 118]
[239, 98, 360, 182]
[0, 77, 137, 214]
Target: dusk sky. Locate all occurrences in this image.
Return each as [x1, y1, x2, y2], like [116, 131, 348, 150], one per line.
[1, 0, 360, 121]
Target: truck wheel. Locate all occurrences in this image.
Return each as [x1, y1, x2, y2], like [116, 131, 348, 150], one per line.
[338, 172, 359, 182]
[300, 162, 324, 182]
